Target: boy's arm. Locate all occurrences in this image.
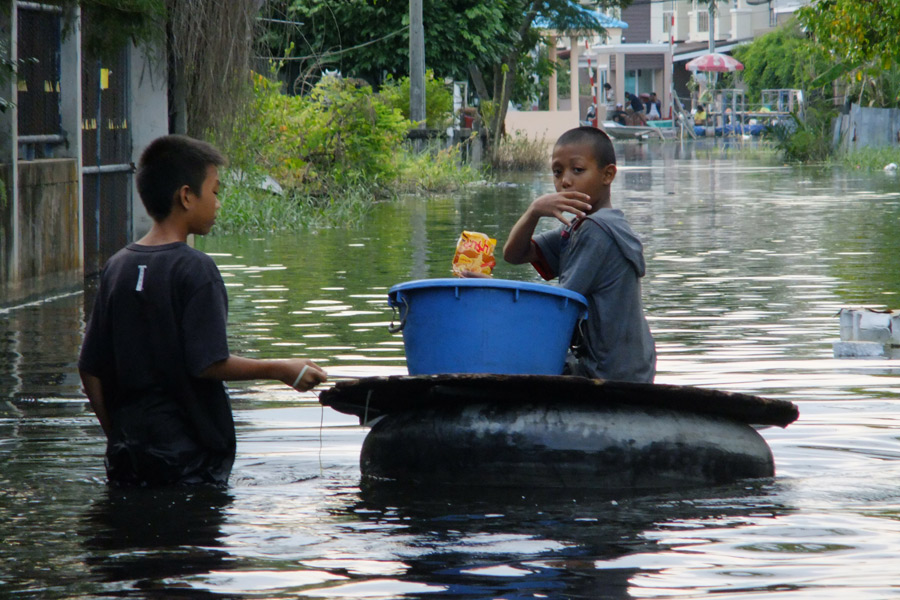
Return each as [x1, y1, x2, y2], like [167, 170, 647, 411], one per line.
[80, 370, 111, 436]
[503, 208, 542, 265]
[199, 355, 327, 392]
[503, 192, 592, 264]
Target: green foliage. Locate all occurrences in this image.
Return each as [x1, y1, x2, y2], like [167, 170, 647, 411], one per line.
[214, 182, 374, 234]
[395, 141, 482, 193]
[768, 99, 836, 163]
[797, 0, 900, 107]
[263, 0, 520, 83]
[731, 21, 829, 103]
[838, 65, 900, 109]
[225, 72, 409, 193]
[840, 147, 900, 171]
[797, 0, 900, 72]
[379, 70, 454, 129]
[216, 70, 481, 231]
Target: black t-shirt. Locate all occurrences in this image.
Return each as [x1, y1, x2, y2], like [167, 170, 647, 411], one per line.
[629, 95, 644, 113]
[79, 242, 234, 486]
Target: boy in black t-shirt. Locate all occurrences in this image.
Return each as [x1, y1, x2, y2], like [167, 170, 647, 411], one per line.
[79, 135, 327, 487]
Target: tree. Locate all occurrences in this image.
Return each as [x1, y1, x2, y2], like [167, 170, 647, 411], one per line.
[797, 0, 900, 107]
[730, 20, 828, 103]
[263, 0, 625, 165]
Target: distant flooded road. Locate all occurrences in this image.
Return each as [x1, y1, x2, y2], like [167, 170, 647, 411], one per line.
[3, 139, 900, 598]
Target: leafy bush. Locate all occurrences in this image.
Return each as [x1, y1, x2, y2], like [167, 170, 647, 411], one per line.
[215, 70, 482, 232]
[379, 70, 454, 129]
[395, 140, 480, 193]
[228, 73, 409, 192]
[769, 99, 836, 162]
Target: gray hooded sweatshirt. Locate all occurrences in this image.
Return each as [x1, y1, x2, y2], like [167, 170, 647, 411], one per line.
[532, 208, 656, 383]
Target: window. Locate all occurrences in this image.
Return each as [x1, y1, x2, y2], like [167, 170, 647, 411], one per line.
[663, 10, 674, 34]
[698, 11, 709, 32]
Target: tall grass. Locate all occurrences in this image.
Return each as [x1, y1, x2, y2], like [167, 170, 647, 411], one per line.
[395, 139, 483, 193]
[839, 146, 900, 170]
[496, 130, 551, 171]
[215, 174, 375, 234]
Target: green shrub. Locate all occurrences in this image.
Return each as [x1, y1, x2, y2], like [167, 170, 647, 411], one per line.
[379, 70, 454, 130]
[215, 70, 479, 232]
[395, 139, 482, 193]
[227, 73, 410, 192]
[769, 99, 836, 162]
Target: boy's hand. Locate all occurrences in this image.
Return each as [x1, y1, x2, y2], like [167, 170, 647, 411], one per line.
[287, 359, 328, 392]
[531, 192, 592, 226]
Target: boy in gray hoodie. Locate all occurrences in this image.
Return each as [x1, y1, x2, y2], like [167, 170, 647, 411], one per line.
[503, 126, 656, 382]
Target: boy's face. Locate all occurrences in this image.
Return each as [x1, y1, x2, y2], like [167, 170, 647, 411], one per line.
[186, 165, 221, 235]
[551, 142, 616, 209]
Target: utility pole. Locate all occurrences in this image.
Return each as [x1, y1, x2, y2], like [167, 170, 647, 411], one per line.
[708, 0, 715, 55]
[409, 0, 425, 129]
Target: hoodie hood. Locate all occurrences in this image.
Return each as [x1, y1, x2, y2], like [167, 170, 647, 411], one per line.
[582, 209, 646, 277]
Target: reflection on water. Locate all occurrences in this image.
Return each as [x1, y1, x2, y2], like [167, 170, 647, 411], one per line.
[3, 139, 900, 597]
[83, 487, 232, 588]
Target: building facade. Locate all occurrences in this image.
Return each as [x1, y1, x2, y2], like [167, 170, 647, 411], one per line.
[1, 2, 167, 306]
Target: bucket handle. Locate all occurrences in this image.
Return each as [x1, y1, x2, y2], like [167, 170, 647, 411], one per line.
[570, 317, 588, 357]
[388, 295, 409, 333]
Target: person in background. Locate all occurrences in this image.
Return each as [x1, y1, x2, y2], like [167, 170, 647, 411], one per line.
[79, 135, 328, 488]
[610, 103, 628, 126]
[624, 92, 647, 125]
[604, 82, 615, 109]
[502, 126, 656, 383]
[694, 104, 707, 126]
[647, 92, 662, 120]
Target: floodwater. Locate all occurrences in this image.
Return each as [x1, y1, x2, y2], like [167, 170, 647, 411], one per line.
[3, 139, 900, 599]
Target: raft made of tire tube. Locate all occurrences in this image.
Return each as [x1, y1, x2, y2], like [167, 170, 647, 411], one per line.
[319, 374, 799, 490]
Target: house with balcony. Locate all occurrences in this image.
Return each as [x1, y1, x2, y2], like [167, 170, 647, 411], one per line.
[506, 0, 809, 140]
[592, 0, 811, 115]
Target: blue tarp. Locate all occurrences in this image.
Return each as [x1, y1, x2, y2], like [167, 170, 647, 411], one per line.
[693, 124, 770, 137]
[533, 5, 628, 30]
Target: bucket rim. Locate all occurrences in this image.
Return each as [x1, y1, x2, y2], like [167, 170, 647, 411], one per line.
[388, 278, 588, 307]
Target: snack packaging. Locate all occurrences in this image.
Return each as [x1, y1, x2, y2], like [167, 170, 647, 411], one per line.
[452, 231, 496, 277]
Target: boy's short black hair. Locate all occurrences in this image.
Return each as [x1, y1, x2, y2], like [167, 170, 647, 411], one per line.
[555, 126, 616, 167]
[136, 135, 226, 222]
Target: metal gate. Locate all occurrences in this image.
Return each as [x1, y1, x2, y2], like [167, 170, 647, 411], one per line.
[81, 11, 132, 276]
[16, 2, 63, 155]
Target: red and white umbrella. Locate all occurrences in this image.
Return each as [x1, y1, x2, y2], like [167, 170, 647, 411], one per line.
[685, 53, 744, 73]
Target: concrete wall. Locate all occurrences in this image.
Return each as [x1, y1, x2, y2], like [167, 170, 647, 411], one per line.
[1, 160, 81, 304]
[833, 104, 900, 153]
[505, 109, 582, 147]
[128, 43, 169, 240]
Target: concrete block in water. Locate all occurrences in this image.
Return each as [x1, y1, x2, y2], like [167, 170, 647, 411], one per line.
[838, 308, 900, 341]
[833, 341, 891, 358]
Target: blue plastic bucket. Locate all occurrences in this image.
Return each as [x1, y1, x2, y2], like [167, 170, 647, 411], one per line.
[388, 278, 588, 375]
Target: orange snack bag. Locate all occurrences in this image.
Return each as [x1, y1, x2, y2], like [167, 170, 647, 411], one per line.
[452, 231, 497, 277]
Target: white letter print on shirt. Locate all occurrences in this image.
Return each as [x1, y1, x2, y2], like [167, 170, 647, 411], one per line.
[136, 265, 148, 291]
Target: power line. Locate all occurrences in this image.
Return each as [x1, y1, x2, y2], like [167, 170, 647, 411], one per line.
[257, 24, 410, 62]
